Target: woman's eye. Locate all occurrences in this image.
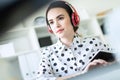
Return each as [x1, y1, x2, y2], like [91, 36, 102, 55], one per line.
[59, 17, 64, 20]
[49, 21, 54, 25]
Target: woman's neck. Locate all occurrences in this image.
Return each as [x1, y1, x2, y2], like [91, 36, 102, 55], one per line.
[60, 33, 75, 47]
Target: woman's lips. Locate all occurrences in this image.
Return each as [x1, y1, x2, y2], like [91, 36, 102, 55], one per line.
[56, 29, 64, 33]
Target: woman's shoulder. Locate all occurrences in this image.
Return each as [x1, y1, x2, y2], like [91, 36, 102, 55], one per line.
[82, 36, 101, 41]
[41, 43, 57, 57]
[41, 47, 50, 56]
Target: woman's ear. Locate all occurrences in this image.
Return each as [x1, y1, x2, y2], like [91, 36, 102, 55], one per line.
[48, 26, 53, 33]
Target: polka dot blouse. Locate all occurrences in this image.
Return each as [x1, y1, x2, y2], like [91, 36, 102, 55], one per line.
[36, 34, 111, 80]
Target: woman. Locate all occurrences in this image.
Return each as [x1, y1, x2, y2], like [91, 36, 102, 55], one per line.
[36, 1, 111, 80]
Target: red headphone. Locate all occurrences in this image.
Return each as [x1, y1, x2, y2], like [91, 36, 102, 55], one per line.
[48, 1, 80, 33]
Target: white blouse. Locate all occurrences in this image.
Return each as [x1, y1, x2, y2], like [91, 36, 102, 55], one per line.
[36, 34, 111, 80]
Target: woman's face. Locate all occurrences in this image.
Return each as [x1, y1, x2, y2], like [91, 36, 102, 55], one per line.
[47, 8, 74, 38]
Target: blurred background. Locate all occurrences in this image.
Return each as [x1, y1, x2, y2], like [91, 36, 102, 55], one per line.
[0, 0, 120, 80]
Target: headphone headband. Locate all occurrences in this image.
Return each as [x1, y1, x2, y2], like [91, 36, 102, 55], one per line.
[65, 2, 77, 14]
[65, 1, 80, 27]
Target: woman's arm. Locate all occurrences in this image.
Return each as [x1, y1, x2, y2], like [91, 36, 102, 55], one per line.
[56, 72, 82, 80]
[56, 59, 108, 80]
[36, 48, 57, 80]
[83, 59, 108, 73]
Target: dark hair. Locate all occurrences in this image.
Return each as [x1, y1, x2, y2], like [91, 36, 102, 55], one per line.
[46, 0, 78, 32]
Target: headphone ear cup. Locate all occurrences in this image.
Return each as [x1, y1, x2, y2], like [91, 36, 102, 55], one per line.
[72, 12, 80, 27]
[48, 26, 53, 33]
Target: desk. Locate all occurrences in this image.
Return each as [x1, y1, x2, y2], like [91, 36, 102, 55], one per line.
[68, 62, 120, 80]
[0, 59, 22, 80]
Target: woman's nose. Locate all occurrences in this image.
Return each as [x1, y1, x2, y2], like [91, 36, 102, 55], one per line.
[55, 21, 60, 28]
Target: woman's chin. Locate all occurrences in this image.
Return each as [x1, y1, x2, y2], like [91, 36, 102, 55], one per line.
[58, 34, 64, 38]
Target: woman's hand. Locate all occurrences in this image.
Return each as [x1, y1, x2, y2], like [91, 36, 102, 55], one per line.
[83, 59, 108, 73]
[56, 59, 109, 80]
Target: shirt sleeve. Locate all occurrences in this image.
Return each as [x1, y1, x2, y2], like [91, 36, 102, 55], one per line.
[80, 37, 112, 71]
[91, 37, 112, 52]
[36, 47, 57, 80]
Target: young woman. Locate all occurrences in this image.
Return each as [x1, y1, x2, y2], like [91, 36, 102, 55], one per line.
[36, 1, 111, 80]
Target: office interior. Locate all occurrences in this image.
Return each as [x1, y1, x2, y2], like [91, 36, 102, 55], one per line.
[0, 0, 120, 80]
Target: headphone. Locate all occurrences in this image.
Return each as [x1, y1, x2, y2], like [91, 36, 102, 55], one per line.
[48, 1, 80, 33]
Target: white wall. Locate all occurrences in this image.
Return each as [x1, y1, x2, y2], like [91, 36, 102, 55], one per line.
[27, 0, 120, 17]
[24, 0, 120, 26]
[67, 0, 120, 16]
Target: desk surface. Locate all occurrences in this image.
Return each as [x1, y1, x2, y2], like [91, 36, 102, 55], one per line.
[68, 62, 120, 80]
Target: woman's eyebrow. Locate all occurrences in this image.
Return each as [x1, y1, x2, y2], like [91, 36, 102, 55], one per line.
[56, 14, 64, 19]
[48, 14, 64, 22]
[48, 19, 53, 22]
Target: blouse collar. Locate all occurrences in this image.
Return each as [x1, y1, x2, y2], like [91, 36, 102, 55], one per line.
[56, 33, 82, 48]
